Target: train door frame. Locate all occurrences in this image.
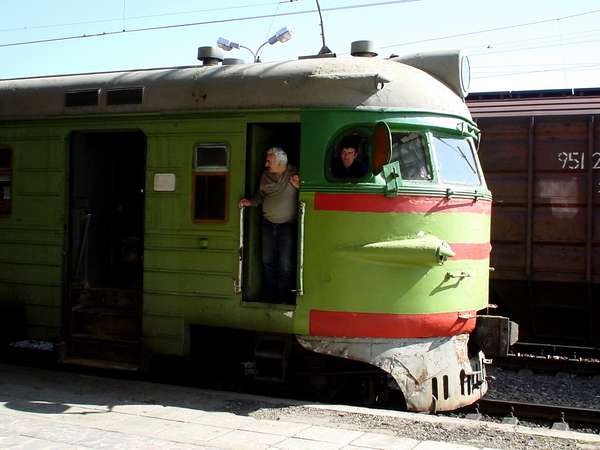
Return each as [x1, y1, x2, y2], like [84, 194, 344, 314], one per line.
[63, 129, 146, 365]
[241, 123, 301, 305]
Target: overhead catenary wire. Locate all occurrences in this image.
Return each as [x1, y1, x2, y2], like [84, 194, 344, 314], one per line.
[378, 8, 600, 50]
[473, 62, 600, 74]
[0, 1, 303, 33]
[4, 1, 600, 64]
[464, 23, 600, 58]
[265, 0, 282, 43]
[5, 1, 600, 86]
[472, 64, 600, 79]
[463, 26, 600, 54]
[0, 0, 420, 48]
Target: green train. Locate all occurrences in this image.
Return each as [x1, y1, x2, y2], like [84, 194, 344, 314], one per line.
[0, 46, 516, 412]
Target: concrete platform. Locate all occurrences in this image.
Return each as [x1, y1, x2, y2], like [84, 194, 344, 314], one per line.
[0, 362, 585, 450]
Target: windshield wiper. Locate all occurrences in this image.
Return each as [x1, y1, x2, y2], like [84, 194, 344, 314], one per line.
[438, 138, 478, 176]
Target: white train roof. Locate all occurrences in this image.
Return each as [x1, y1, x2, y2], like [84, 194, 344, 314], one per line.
[0, 57, 470, 120]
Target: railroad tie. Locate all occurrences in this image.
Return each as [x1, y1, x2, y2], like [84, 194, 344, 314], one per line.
[551, 412, 570, 431]
[501, 406, 519, 425]
[465, 403, 482, 421]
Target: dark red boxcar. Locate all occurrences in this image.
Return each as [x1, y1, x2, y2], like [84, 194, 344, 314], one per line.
[467, 89, 600, 348]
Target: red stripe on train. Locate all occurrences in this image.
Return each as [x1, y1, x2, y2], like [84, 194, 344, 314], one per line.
[309, 310, 477, 339]
[450, 243, 492, 260]
[314, 193, 491, 215]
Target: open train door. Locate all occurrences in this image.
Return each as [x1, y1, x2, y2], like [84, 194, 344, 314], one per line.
[63, 130, 146, 369]
[241, 123, 301, 305]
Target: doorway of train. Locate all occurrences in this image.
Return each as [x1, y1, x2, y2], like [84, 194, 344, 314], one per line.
[64, 130, 146, 368]
[242, 123, 301, 305]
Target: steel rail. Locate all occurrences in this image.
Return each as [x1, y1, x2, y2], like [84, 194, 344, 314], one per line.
[494, 354, 600, 375]
[469, 399, 600, 426]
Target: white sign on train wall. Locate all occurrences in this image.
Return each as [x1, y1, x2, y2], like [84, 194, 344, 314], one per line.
[153, 173, 176, 192]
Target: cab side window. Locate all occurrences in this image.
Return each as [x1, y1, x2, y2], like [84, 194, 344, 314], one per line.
[391, 133, 431, 181]
[193, 144, 229, 222]
[0, 148, 12, 215]
[328, 131, 370, 181]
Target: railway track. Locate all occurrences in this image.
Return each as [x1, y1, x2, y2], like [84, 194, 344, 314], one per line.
[494, 354, 600, 375]
[493, 342, 600, 375]
[511, 342, 600, 360]
[463, 399, 600, 428]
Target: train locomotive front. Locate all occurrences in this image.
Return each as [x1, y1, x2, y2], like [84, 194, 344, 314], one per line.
[0, 50, 513, 413]
[297, 91, 493, 412]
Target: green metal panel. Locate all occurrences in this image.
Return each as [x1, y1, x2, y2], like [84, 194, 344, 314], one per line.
[0, 124, 67, 340]
[292, 193, 490, 335]
[142, 117, 245, 354]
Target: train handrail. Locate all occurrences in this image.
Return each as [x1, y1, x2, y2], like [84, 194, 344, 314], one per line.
[74, 212, 92, 281]
[297, 201, 306, 296]
[235, 206, 245, 294]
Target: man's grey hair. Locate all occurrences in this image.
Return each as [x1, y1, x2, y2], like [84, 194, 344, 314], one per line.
[267, 147, 288, 166]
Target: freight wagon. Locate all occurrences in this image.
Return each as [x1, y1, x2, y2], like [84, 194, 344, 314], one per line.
[468, 89, 600, 349]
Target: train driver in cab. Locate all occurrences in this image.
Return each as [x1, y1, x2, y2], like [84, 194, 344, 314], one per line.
[238, 147, 300, 302]
[331, 137, 368, 179]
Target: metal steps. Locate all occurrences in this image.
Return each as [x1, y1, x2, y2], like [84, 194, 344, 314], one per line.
[62, 287, 143, 370]
[253, 335, 292, 383]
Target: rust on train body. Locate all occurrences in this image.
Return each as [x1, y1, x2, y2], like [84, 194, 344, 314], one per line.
[467, 89, 600, 348]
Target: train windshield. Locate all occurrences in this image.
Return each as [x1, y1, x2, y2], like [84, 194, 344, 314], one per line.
[432, 136, 481, 186]
[390, 133, 431, 181]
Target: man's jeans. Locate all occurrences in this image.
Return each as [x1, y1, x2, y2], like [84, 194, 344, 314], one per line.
[262, 220, 296, 301]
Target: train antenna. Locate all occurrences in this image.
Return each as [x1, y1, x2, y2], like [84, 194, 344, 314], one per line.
[315, 0, 332, 55]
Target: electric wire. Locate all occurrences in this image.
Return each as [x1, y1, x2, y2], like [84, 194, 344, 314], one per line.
[463, 26, 600, 54]
[378, 8, 600, 50]
[4, 1, 600, 61]
[472, 64, 600, 79]
[0, 0, 419, 48]
[4, 1, 600, 84]
[469, 37, 600, 57]
[0, 1, 302, 33]
[265, 0, 282, 42]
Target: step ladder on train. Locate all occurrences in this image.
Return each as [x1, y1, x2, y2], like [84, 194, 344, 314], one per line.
[253, 335, 292, 383]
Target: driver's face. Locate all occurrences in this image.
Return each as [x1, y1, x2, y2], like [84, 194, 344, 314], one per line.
[341, 147, 357, 168]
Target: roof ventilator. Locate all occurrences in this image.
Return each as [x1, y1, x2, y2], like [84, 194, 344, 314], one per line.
[197, 46, 224, 66]
[351, 40, 378, 57]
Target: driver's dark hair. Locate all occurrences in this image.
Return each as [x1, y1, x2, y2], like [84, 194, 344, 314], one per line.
[339, 136, 360, 153]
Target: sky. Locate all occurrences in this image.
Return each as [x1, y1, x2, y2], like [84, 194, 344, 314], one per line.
[2, 0, 600, 93]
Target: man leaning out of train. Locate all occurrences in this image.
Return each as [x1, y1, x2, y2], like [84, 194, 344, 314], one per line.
[239, 147, 300, 303]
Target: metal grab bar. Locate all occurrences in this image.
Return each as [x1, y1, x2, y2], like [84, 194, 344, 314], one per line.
[74, 212, 92, 281]
[235, 206, 245, 294]
[297, 201, 306, 296]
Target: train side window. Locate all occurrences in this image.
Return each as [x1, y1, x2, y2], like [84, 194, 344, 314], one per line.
[0, 148, 12, 215]
[328, 130, 370, 181]
[193, 144, 229, 222]
[391, 133, 431, 181]
[432, 135, 481, 186]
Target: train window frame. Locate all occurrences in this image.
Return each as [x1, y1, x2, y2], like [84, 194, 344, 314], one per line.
[430, 133, 482, 187]
[326, 126, 372, 182]
[192, 143, 230, 224]
[0, 147, 12, 216]
[389, 131, 434, 183]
